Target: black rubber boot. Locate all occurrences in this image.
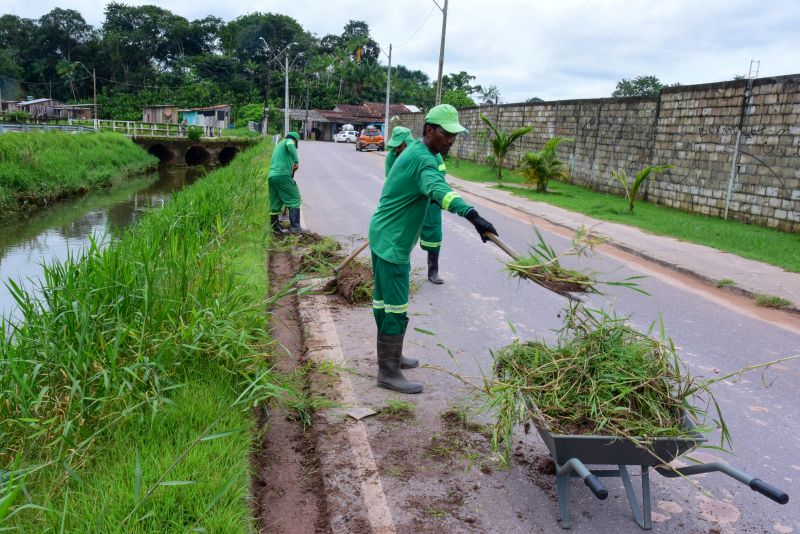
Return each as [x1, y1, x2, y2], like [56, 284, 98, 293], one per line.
[270, 214, 285, 237]
[288, 207, 303, 234]
[399, 321, 418, 369]
[377, 332, 423, 394]
[427, 251, 444, 285]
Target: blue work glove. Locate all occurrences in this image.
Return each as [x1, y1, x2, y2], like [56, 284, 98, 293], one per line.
[465, 209, 498, 243]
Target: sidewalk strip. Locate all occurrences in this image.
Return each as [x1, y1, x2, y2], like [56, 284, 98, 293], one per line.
[300, 292, 397, 534]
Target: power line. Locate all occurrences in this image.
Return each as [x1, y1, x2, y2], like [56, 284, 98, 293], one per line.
[394, 5, 438, 49]
[0, 73, 92, 85]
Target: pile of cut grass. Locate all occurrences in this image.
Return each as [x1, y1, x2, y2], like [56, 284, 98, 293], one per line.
[486, 307, 722, 464]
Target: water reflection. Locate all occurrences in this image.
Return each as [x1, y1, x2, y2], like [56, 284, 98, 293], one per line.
[0, 166, 206, 320]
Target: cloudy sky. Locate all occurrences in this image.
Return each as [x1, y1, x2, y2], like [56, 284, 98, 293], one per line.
[5, 0, 800, 102]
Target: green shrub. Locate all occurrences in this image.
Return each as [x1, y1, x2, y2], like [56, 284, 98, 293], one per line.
[233, 103, 265, 128]
[187, 126, 203, 141]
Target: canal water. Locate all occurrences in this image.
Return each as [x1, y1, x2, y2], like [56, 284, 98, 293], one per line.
[0, 165, 207, 321]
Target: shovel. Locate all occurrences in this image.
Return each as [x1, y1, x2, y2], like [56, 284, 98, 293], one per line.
[315, 240, 370, 291]
[484, 233, 583, 302]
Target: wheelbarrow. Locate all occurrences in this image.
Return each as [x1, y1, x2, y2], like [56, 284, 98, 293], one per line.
[532, 414, 789, 529]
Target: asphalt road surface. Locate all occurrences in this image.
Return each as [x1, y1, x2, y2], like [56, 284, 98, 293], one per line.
[295, 140, 799, 533]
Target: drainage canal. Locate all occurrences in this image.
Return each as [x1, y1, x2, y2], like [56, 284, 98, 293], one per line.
[147, 144, 173, 164]
[185, 146, 211, 166]
[218, 146, 238, 165]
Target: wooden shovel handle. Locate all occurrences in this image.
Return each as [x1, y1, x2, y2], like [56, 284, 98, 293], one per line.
[484, 233, 522, 261]
[333, 241, 369, 274]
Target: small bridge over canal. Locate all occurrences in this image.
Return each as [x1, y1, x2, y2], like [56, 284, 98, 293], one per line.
[132, 137, 258, 166]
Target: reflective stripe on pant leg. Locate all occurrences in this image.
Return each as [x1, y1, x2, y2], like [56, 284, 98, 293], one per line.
[371, 251, 385, 330]
[372, 253, 410, 335]
[419, 202, 443, 252]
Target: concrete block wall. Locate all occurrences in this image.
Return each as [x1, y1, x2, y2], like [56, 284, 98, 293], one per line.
[393, 74, 800, 232]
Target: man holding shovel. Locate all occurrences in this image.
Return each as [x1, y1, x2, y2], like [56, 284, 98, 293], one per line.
[385, 126, 447, 285]
[368, 104, 498, 394]
[268, 131, 303, 235]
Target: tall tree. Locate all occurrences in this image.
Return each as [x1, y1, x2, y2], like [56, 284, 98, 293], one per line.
[481, 85, 500, 105]
[340, 20, 379, 63]
[611, 75, 663, 97]
[442, 71, 482, 96]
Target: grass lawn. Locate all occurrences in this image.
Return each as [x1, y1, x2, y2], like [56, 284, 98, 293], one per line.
[3, 142, 292, 531]
[444, 158, 800, 273]
[0, 131, 157, 215]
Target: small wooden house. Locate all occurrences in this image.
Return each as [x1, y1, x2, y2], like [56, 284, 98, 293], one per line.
[178, 105, 231, 129]
[142, 105, 179, 124]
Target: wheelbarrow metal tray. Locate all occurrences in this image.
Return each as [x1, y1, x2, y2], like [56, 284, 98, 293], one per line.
[535, 415, 705, 466]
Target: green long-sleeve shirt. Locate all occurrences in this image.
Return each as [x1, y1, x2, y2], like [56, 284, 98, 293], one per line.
[369, 139, 472, 264]
[268, 138, 299, 178]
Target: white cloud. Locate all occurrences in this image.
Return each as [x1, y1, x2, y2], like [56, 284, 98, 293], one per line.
[6, 0, 800, 102]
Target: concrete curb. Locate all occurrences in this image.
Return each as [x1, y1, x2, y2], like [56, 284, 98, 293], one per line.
[296, 281, 397, 534]
[450, 180, 800, 317]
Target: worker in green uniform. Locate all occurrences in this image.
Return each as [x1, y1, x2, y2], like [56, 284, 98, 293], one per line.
[368, 104, 498, 394]
[385, 127, 446, 285]
[384, 126, 412, 177]
[268, 131, 303, 235]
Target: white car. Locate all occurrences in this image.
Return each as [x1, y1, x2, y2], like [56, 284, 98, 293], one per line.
[335, 130, 358, 143]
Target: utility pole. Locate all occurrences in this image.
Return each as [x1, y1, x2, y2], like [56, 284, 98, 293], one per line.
[434, 0, 449, 106]
[305, 80, 310, 139]
[92, 68, 97, 126]
[263, 69, 271, 136]
[384, 43, 392, 142]
[284, 54, 290, 136]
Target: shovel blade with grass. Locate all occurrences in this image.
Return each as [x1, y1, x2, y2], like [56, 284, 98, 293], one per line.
[484, 232, 584, 302]
[317, 240, 370, 291]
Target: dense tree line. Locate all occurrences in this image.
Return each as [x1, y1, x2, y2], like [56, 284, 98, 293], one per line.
[0, 5, 485, 126]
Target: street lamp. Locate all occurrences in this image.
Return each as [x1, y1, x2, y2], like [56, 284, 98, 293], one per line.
[74, 61, 97, 126]
[259, 39, 303, 136]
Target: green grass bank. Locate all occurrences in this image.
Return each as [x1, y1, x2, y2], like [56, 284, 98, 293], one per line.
[1, 141, 292, 531]
[445, 158, 800, 273]
[0, 131, 158, 216]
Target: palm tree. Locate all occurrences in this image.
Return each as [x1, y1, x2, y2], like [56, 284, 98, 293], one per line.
[612, 164, 673, 211]
[481, 85, 500, 105]
[521, 137, 574, 192]
[480, 113, 533, 181]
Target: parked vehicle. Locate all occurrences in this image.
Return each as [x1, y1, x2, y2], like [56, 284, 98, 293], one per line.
[356, 128, 384, 151]
[334, 130, 358, 143]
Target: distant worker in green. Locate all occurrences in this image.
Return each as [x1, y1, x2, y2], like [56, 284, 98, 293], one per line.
[268, 131, 303, 235]
[385, 126, 446, 284]
[368, 104, 498, 394]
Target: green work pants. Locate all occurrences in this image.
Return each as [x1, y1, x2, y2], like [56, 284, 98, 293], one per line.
[371, 252, 409, 335]
[419, 203, 442, 252]
[268, 174, 302, 215]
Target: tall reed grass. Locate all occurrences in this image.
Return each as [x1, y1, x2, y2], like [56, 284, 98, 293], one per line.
[0, 131, 157, 214]
[1, 141, 289, 529]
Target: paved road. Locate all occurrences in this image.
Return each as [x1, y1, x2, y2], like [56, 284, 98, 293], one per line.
[296, 141, 799, 533]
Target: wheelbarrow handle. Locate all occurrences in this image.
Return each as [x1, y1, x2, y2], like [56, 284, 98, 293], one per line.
[656, 462, 789, 505]
[750, 478, 789, 505]
[584, 474, 609, 500]
[333, 241, 369, 275]
[557, 458, 608, 500]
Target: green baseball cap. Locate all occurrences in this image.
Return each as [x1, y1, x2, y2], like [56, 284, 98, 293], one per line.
[425, 104, 468, 134]
[386, 126, 413, 148]
[287, 131, 300, 141]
